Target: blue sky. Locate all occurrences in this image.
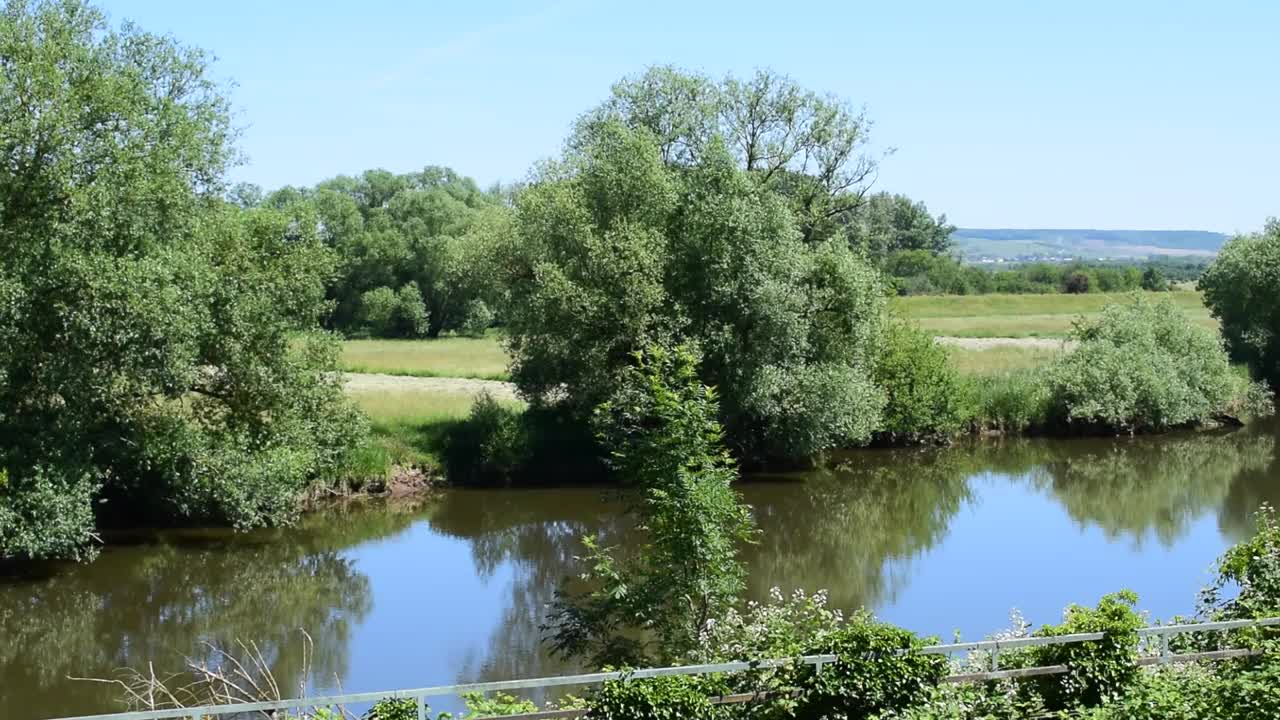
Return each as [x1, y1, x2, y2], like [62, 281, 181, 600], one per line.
[100, 0, 1277, 232]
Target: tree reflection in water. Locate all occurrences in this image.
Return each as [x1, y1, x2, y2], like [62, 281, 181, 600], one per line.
[4, 423, 1278, 718]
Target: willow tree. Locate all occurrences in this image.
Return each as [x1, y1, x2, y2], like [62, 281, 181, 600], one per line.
[0, 0, 365, 561]
[503, 106, 887, 462]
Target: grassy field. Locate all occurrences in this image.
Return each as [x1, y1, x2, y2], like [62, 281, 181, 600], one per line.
[349, 389, 524, 469]
[893, 290, 1214, 338]
[340, 336, 511, 380]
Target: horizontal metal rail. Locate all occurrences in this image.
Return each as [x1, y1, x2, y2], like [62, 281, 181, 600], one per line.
[51, 655, 836, 720]
[47, 616, 1280, 720]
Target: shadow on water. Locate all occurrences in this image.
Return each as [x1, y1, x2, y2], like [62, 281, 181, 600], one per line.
[3, 421, 1280, 718]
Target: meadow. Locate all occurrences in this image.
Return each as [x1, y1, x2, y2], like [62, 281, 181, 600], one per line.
[340, 335, 511, 380]
[891, 290, 1214, 337]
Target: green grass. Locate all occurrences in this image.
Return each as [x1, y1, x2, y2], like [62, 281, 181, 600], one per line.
[894, 290, 1215, 338]
[946, 345, 1065, 376]
[340, 336, 511, 380]
[349, 389, 524, 469]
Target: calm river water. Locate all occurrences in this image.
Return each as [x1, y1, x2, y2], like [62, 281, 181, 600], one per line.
[3, 423, 1279, 719]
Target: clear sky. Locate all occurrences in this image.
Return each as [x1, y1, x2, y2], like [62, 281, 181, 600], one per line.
[99, 0, 1277, 232]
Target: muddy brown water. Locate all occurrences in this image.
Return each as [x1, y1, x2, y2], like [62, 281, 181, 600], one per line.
[4, 422, 1280, 719]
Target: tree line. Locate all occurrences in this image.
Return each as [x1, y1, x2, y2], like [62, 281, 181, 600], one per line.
[2, 0, 1279, 564]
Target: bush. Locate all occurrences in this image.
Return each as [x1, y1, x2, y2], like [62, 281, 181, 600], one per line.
[1064, 272, 1091, 294]
[1073, 665, 1217, 720]
[1141, 267, 1170, 292]
[792, 617, 947, 720]
[440, 393, 528, 485]
[587, 675, 729, 720]
[873, 320, 973, 442]
[1200, 218, 1280, 391]
[0, 464, 99, 562]
[1045, 296, 1245, 432]
[459, 299, 495, 337]
[359, 284, 430, 338]
[1026, 591, 1144, 711]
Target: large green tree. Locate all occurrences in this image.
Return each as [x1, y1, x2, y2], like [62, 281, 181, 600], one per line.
[581, 66, 879, 243]
[502, 115, 887, 462]
[0, 0, 365, 561]
[1199, 218, 1280, 392]
[846, 191, 956, 260]
[268, 167, 510, 338]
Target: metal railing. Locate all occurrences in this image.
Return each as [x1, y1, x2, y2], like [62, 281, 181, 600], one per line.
[49, 616, 1280, 720]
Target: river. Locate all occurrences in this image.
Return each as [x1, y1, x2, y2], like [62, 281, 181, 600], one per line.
[3, 424, 1278, 719]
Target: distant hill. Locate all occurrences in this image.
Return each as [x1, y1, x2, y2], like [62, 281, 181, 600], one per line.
[952, 229, 1229, 262]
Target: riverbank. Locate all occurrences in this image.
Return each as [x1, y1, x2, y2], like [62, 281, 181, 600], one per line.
[7, 423, 1279, 720]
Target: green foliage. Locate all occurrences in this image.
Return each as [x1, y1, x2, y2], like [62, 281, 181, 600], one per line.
[588, 675, 730, 720]
[440, 393, 528, 484]
[0, 463, 99, 561]
[588, 66, 877, 243]
[0, 0, 366, 560]
[1141, 266, 1171, 292]
[1073, 665, 1216, 720]
[1046, 296, 1245, 432]
[505, 108, 887, 462]
[356, 284, 430, 338]
[873, 320, 973, 442]
[1200, 218, 1280, 390]
[1026, 591, 1144, 710]
[546, 346, 756, 666]
[1202, 504, 1280, 621]
[848, 193, 955, 260]
[365, 698, 419, 720]
[795, 618, 948, 720]
[874, 682, 1044, 720]
[1212, 645, 1280, 720]
[271, 167, 510, 339]
[457, 691, 538, 718]
[1064, 272, 1091, 294]
[458, 299, 495, 338]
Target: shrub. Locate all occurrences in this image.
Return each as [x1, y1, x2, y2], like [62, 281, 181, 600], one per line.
[1026, 591, 1144, 710]
[794, 616, 948, 720]
[0, 464, 99, 562]
[440, 393, 528, 485]
[393, 283, 431, 338]
[1200, 218, 1280, 391]
[873, 320, 973, 442]
[1073, 665, 1217, 720]
[587, 675, 730, 720]
[1045, 296, 1243, 432]
[358, 287, 399, 336]
[459, 299, 495, 337]
[1064, 272, 1091, 294]
[1141, 267, 1170, 292]
[358, 284, 430, 338]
